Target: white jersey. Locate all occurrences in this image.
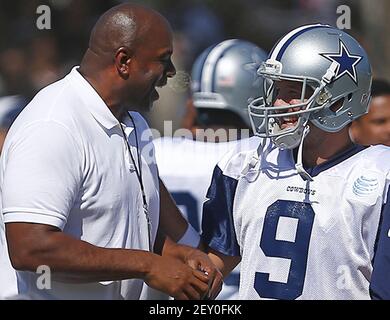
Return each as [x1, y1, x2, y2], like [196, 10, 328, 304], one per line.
[154, 136, 247, 300]
[202, 137, 390, 299]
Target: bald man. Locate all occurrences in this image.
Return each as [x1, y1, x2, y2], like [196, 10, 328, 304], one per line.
[0, 4, 221, 300]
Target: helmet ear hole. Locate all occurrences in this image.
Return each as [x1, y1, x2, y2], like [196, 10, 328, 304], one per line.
[330, 98, 344, 113]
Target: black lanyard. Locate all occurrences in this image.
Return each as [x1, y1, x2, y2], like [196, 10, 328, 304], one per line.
[120, 114, 152, 251]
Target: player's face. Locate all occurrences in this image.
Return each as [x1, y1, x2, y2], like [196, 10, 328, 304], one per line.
[272, 80, 313, 130]
[350, 95, 390, 147]
[126, 19, 176, 112]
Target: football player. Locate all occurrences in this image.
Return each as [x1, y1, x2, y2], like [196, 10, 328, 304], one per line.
[152, 39, 267, 300]
[202, 24, 390, 299]
[350, 79, 390, 147]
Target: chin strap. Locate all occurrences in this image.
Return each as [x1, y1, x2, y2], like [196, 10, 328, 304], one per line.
[240, 138, 266, 176]
[241, 132, 313, 182]
[295, 125, 313, 181]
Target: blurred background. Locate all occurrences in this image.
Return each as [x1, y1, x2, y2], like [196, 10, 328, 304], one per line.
[0, 0, 389, 135]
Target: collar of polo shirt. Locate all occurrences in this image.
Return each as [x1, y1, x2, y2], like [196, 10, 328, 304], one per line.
[68, 66, 134, 135]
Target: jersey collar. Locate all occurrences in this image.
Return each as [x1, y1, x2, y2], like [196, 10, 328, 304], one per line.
[303, 144, 367, 177]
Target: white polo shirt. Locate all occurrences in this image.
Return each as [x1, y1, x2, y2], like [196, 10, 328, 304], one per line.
[0, 67, 160, 300]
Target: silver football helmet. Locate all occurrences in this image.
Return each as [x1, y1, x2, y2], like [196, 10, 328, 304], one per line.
[248, 24, 372, 150]
[191, 39, 268, 128]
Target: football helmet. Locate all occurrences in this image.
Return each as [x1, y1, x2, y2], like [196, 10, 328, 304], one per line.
[248, 24, 372, 150]
[191, 39, 268, 128]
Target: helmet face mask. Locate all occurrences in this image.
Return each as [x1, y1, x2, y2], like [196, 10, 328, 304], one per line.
[248, 24, 372, 150]
[249, 69, 330, 149]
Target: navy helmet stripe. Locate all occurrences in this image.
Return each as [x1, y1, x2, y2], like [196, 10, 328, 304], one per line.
[275, 25, 331, 61]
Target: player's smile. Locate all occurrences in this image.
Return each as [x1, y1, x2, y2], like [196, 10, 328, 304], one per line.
[279, 116, 299, 129]
[271, 80, 311, 131]
[273, 106, 301, 130]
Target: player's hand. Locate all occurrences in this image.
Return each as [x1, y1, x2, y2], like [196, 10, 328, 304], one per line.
[182, 247, 223, 300]
[144, 254, 210, 300]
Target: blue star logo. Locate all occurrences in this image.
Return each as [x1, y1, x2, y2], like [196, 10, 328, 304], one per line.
[320, 40, 362, 84]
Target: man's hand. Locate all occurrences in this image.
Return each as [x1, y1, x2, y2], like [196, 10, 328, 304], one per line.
[144, 254, 210, 300]
[163, 240, 223, 300]
[182, 246, 223, 300]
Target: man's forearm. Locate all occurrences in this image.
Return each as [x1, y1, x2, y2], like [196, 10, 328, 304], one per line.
[6, 222, 213, 300]
[6, 222, 156, 283]
[158, 178, 201, 247]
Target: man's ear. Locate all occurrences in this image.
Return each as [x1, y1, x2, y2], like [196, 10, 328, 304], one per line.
[114, 47, 132, 79]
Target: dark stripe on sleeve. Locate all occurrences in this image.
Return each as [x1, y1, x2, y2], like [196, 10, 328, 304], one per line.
[201, 165, 240, 256]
